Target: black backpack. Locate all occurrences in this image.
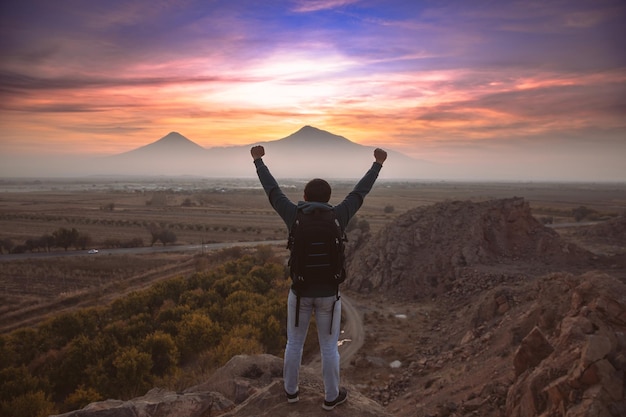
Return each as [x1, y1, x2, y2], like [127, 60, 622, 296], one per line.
[287, 208, 347, 332]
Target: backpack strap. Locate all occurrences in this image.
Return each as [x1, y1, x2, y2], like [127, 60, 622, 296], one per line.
[330, 213, 345, 334]
[295, 291, 301, 328]
[329, 289, 340, 335]
[286, 210, 302, 283]
[289, 210, 303, 328]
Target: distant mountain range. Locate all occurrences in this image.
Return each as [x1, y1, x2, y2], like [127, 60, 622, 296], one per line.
[101, 126, 428, 179]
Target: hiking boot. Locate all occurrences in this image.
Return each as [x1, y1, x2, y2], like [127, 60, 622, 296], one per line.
[322, 387, 347, 411]
[285, 390, 299, 404]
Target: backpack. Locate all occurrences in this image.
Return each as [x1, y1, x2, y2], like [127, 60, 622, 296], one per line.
[287, 208, 347, 332]
[287, 208, 346, 288]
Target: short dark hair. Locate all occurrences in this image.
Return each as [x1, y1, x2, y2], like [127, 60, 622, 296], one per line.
[304, 178, 331, 203]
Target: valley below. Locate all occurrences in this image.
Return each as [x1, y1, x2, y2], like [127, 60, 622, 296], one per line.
[1, 177, 625, 416]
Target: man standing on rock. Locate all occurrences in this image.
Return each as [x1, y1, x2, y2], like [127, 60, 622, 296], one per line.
[251, 144, 387, 410]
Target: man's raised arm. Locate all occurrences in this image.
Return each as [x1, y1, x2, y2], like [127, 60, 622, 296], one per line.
[250, 145, 297, 227]
[333, 148, 387, 228]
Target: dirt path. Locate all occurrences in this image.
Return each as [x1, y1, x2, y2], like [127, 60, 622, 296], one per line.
[339, 295, 365, 366]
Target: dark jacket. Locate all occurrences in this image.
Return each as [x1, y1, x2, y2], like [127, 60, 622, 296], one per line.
[254, 158, 382, 296]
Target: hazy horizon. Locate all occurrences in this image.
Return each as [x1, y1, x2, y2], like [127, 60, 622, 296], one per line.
[1, 1, 625, 182]
[0, 128, 624, 182]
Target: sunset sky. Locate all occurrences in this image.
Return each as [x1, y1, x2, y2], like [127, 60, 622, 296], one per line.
[1, 0, 625, 181]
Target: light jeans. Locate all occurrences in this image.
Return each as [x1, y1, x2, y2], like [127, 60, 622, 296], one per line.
[284, 289, 342, 402]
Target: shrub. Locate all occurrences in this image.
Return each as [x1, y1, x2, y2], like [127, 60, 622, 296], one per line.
[572, 206, 597, 222]
[64, 385, 102, 412]
[539, 216, 553, 225]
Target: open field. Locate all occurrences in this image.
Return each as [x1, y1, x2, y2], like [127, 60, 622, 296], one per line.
[1, 177, 625, 333]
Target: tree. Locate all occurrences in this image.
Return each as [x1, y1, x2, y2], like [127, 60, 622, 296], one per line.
[123, 237, 144, 248]
[158, 229, 177, 246]
[260, 315, 283, 353]
[540, 216, 554, 225]
[51, 334, 103, 400]
[151, 276, 188, 305]
[147, 224, 161, 246]
[64, 385, 102, 412]
[0, 335, 13, 369]
[0, 365, 41, 403]
[110, 291, 150, 319]
[11, 244, 27, 254]
[1, 390, 58, 417]
[176, 313, 222, 361]
[572, 206, 597, 222]
[0, 237, 14, 254]
[0, 366, 57, 417]
[103, 238, 121, 248]
[111, 346, 153, 399]
[142, 331, 179, 377]
[5, 328, 41, 366]
[147, 225, 177, 246]
[155, 303, 192, 335]
[75, 233, 93, 250]
[39, 310, 98, 350]
[222, 291, 268, 329]
[52, 228, 79, 251]
[212, 334, 263, 365]
[25, 238, 39, 253]
[40, 234, 55, 252]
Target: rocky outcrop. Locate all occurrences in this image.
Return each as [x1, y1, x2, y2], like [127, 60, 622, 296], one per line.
[505, 272, 626, 417]
[50, 389, 233, 417]
[52, 354, 394, 417]
[345, 197, 591, 299]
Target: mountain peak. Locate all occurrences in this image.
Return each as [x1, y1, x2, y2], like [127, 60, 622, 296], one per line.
[155, 131, 192, 144]
[296, 125, 322, 134]
[283, 125, 353, 146]
[149, 132, 203, 149]
[115, 131, 206, 158]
